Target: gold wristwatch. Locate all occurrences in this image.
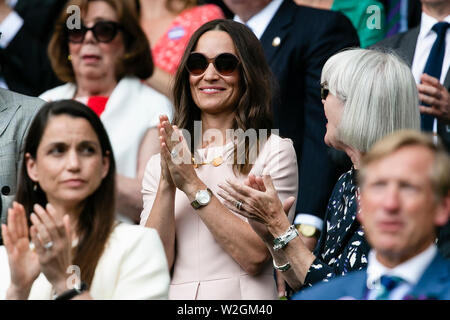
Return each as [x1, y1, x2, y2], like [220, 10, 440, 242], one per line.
[296, 224, 320, 238]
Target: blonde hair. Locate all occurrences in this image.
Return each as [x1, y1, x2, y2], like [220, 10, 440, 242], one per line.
[321, 48, 420, 152]
[359, 130, 450, 202]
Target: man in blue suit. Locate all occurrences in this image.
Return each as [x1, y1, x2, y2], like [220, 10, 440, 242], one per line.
[293, 130, 450, 300]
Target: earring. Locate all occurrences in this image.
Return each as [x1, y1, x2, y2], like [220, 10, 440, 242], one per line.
[33, 183, 37, 192]
[68, 54, 72, 61]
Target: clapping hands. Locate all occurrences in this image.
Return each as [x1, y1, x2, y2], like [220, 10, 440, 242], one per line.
[2, 201, 73, 299]
[157, 115, 203, 195]
[217, 174, 295, 241]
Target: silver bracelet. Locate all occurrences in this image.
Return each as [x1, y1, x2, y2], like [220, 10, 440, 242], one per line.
[273, 225, 299, 251]
[273, 260, 291, 272]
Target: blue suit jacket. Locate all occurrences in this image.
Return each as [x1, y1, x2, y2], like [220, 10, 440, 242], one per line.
[292, 253, 450, 300]
[260, 0, 360, 219]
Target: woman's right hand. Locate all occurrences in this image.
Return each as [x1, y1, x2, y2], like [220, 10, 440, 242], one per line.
[1, 202, 40, 299]
[158, 115, 176, 189]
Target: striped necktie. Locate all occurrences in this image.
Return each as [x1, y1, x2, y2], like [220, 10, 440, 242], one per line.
[375, 275, 405, 300]
[386, 0, 401, 38]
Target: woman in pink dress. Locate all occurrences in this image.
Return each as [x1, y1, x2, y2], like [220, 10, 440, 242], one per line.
[140, 20, 299, 300]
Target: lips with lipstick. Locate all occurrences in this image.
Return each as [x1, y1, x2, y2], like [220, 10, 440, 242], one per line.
[62, 179, 86, 188]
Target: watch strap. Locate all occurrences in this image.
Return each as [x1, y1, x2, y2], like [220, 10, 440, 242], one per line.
[54, 282, 88, 300]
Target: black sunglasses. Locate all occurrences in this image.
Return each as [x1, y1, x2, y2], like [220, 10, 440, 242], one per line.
[320, 82, 329, 100]
[66, 21, 122, 43]
[186, 52, 240, 76]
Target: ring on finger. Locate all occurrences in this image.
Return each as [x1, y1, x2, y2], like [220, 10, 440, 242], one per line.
[235, 200, 243, 210]
[171, 148, 178, 159]
[43, 241, 54, 250]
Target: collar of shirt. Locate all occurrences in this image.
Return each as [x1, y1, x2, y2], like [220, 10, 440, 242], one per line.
[366, 244, 437, 288]
[418, 12, 450, 41]
[6, 0, 18, 8]
[233, 0, 283, 40]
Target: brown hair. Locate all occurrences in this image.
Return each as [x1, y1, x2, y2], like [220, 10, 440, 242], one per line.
[359, 129, 450, 202]
[48, 0, 153, 83]
[172, 19, 274, 175]
[16, 100, 116, 287]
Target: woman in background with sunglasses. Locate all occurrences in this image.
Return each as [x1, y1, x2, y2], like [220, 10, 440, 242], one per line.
[219, 48, 421, 295]
[140, 19, 298, 300]
[39, 0, 173, 224]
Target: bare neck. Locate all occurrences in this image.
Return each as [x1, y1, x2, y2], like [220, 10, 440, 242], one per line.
[139, 0, 183, 19]
[234, 1, 272, 23]
[375, 240, 435, 269]
[200, 112, 235, 148]
[294, 0, 333, 10]
[341, 145, 363, 170]
[75, 76, 117, 98]
[422, 2, 450, 21]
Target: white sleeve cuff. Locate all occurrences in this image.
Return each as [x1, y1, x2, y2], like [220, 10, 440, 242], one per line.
[0, 11, 24, 48]
[294, 214, 324, 232]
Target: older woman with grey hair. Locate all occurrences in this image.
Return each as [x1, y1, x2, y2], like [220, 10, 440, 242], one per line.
[218, 48, 421, 294]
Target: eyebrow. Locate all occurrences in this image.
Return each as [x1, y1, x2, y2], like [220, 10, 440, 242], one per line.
[44, 140, 100, 148]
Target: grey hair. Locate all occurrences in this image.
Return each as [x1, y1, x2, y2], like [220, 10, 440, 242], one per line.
[321, 48, 420, 153]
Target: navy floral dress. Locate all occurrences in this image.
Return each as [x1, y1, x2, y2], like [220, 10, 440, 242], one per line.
[303, 168, 371, 287]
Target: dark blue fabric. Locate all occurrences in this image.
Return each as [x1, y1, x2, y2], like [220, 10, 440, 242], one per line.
[375, 275, 405, 300]
[421, 22, 449, 131]
[259, 0, 360, 220]
[292, 253, 450, 300]
[302, 168, 371, 287]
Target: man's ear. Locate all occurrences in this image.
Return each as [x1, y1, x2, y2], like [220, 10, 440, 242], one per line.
[25, 152, 38, 182]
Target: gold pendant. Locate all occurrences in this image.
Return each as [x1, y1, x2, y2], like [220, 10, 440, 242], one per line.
[212, 156, 224, 167]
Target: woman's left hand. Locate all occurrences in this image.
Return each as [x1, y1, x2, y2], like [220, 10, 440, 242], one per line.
[159, 119, 202, 194]
[29, 203, 73, 295]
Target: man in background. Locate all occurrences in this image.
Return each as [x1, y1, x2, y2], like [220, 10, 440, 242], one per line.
[0, 0, 65, 96]
[293, 130, 450, 300]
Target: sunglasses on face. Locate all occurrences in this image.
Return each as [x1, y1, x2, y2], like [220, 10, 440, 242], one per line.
[320, 82, 329, 100]
[186, 52, 240, 76]
[66, 21, 122, 43]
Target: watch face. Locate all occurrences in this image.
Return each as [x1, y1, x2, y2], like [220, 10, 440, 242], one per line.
[196, 190, 211, 205]
[298, 224, 317, 237]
